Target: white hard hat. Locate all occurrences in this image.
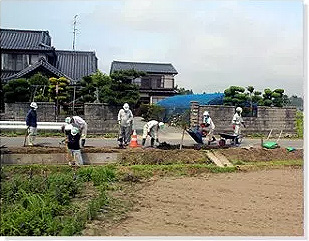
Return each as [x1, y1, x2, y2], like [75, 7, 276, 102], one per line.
[65, 117, 71, 124]
[71, 126, 79, 136]
[30, 102, 38, 109]
[159, 122, 165, 129]
[123, 103, 129, 111]
[203, 111, 209, 116]
[236, 107, 243, 113]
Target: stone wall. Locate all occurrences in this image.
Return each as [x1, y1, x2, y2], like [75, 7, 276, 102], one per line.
[1, 102, 120, 134]
[190, 101, 297, 135]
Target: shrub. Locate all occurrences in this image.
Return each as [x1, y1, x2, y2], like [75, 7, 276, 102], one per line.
[139, 104, 165, 121]
[296, 111, 303, 138]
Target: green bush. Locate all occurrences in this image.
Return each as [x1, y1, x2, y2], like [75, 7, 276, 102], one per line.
[139, 104, 165, 121]
[296, 111, 303, 138]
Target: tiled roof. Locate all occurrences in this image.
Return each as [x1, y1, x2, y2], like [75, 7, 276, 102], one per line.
[110, 61, 178, 75]
[0, 28, 54, 50]
[55, 50, 98, 82]
[2, 57, 71, 81]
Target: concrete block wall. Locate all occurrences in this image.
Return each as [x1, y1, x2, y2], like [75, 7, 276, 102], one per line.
[190, 102, 297, 135]
[2, 102, 56, 121]
[84, 103, 121, 133]
[1, 102, 121, 134]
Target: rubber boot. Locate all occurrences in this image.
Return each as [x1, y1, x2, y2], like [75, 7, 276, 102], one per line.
[151, 138, 155, 147]
[142, 138, 146, 146]
[81, 139, 86, 147]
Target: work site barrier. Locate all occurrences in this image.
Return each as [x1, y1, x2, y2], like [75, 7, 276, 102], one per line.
[0, 121, 66, 130]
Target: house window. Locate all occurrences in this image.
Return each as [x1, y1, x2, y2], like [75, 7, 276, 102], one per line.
[141, 77, 151, 88]
[157, 79, 164, 88]
[30, 55, 39, 64]
[132, 77, 141, 86]
[163, 75, 174, 88]
[151, 96, 165, 104]
[1, 54, 29, 70]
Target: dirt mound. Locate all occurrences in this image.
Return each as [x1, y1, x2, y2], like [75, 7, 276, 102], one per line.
[119, 149, 209, 165]
[220, 147, 303, 162]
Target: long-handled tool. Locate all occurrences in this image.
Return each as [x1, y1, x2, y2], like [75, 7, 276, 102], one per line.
[23, 126, 30, 147]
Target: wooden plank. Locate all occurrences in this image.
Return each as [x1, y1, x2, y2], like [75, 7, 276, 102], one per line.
[212, 151, 233, 167]
[205, 151, 224, 167]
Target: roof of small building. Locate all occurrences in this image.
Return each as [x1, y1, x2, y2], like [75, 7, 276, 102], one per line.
[110, 61, 178, 75]
[55, 50, 98, 82]
[0, 28, 54, 50]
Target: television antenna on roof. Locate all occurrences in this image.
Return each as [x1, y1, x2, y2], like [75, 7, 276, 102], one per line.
[72, 14, 79, 50]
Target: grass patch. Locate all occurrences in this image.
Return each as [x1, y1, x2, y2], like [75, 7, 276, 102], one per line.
[117, 163, 237, 179]
[0, 165, 117, 236]
[244, 159, 303, 167]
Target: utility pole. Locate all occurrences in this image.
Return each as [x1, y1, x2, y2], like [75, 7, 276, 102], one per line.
[72, 14, 78, 50]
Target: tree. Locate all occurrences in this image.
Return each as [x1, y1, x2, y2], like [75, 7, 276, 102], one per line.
[223, 86, 248, 106]
[252, 91, 263, 105]
[28, 73, 50, 102]
[3, 79, 31, 103]
[175, 85, 193, 95]
[100, 70, 144, 106]
[289, 95, 303, 110]
[48, 77, 70, 105]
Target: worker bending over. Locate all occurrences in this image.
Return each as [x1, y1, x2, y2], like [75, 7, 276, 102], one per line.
[67, 126, 84, 166]
[142, 120, 165, 147]
[203, 111, 216, 145]
[117, 103, 134, 147]
[65, 116, 88, 147]
[232, 107, 246, 143]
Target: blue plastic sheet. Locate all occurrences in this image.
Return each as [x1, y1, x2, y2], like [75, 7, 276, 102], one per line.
[157, 93, 224, 108]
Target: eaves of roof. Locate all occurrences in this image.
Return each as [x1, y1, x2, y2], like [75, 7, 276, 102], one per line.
[0, 28, 54, 51]
[110, 61, 178, 75]
[2, 57, 72, 82]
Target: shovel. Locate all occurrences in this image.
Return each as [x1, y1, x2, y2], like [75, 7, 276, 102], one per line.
[23, 126, 30, 147]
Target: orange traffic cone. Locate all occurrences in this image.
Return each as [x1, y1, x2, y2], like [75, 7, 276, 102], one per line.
[129, 130, 140, 147]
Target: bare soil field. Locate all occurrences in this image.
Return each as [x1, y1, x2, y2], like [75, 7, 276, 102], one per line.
[87, 167, 303, 236]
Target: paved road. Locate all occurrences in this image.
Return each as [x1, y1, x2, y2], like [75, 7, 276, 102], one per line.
[0, 135, 304, 149]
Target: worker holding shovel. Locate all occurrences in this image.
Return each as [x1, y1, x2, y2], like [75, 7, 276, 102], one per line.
[117, 103, 134, 148]
[202, 111, 216, 145]
[25, 102, 38, 146]
[232, 107, 246, 144]
[142, 120, 165, 148]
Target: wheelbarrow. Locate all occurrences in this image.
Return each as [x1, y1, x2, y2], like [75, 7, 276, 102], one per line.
[218, 132, 243, 146]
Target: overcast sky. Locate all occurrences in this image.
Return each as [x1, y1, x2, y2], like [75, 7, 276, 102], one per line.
[0, 0, 304, 96]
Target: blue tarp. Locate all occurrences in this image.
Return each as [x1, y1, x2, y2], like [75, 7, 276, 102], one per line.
[157, 93, 224, 108]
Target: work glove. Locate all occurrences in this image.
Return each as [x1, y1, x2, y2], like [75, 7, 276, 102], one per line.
[118, 120, 121, 125]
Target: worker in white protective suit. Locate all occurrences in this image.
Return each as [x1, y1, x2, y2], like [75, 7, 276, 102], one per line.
[117, 103, 134, 147]
[142, 120, 165, 147]
[203, 111, 216, 145]
[232, 107, 246, 143]
[65, 116, 88, 147]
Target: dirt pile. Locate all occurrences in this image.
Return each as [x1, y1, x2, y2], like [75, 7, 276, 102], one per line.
[119, 149, 209, 165]
[220, 147, 303, 162]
